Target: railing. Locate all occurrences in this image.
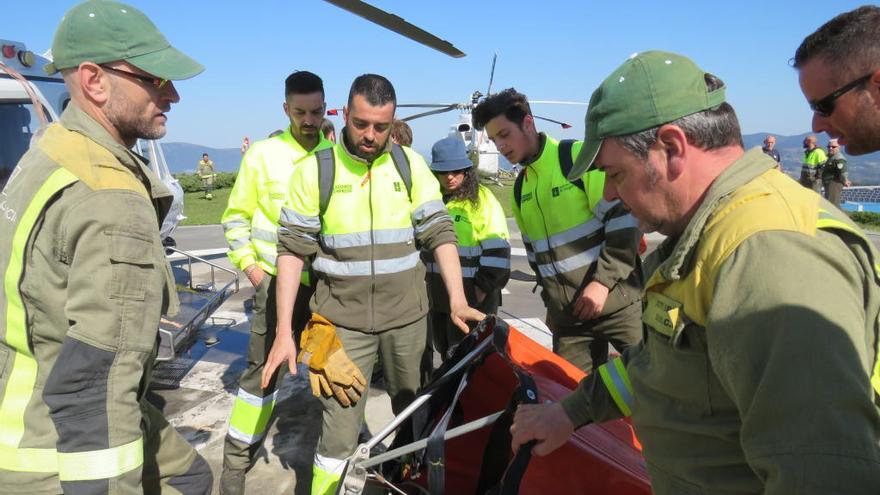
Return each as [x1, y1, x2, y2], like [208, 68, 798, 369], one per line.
[155, 247, 240, 362]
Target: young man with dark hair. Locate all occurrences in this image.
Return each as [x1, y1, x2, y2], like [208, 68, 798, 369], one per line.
[263, 73, 482, 494]
[473, 88, 643, 372]
[796, 5, 880, 156]
[511, 50, 880, 494]
[219, 70, 334, 494]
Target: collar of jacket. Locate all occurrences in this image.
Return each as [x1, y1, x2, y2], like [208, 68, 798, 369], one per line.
[59, 104, 172, 202]
[521, 132, 549, 169]
[653, 147, 776, 282]
[280, 125, 333, 155]
[339, 127, 392, 166]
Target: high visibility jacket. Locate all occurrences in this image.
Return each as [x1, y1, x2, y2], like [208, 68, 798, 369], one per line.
[0, 106, 178, 493]
[277, 136, 456, 332]
[801, 146, 827, 174]
[424, 185, 510, 312]
[512, 134, 642, 326]
[222, 128, 333, 280]
[560, 149, 880, 494]
[197, 159, 215, 184]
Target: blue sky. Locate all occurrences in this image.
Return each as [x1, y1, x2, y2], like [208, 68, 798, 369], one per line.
[5, 1, 867, 154]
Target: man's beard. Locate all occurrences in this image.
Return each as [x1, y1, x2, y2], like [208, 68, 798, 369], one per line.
[353, 137, 386, 162]
[105, 93, 167, 144]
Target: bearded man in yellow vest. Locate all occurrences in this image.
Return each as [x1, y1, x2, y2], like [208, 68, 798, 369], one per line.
[510, 51, 880, 494]
[473, 89, 643, 372]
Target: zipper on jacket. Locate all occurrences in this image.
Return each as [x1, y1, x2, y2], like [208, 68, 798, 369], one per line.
[367, 162, 375, 332]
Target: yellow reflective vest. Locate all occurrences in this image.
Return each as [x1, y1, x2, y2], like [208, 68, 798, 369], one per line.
[222, 128, 333, 278]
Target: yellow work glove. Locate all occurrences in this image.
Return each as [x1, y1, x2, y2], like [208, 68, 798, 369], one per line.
[299, 313, 367, 407]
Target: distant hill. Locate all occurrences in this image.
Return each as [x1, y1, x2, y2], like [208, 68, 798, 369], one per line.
[743, 132, 880, 185]
[162, 134, 880, 184]
[162, 142, 241, 174]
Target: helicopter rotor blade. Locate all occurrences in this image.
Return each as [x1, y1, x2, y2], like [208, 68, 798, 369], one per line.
[397, 103, 459, 109]
[322, 0, 466, 58]
[402, 105, 459, 122]
[534, 115, 573, 129]
[486, 53, 497, 97]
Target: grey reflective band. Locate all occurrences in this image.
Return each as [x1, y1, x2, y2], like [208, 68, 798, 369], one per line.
[322, 227, 414, 249]
[425, 262, 439, 273]
[537, 244, 601, 278]
[480, 238, 510, 250]
[598, 358, 634, 417]
[280, 207, 320, 229]
[592, 198, 619, 221]
[527, 250, 536, 263]
[606, 214, 638, 233]
[251, 227, 277, 243]
[461, 266, 478, 278]
[458, 245, 482, 257]
[531, 218, 603, 254]
[412, 199, 447, 222]
[223, 219, 249, 231]
[313, 251, 420, 276]
[228, 237, 250, 250]
[415, 214, 452, 234]
[480, 256, 510, 269]
[236, 388, 278, 408]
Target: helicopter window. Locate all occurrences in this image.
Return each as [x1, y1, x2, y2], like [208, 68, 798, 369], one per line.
[0, 100, 53, 188]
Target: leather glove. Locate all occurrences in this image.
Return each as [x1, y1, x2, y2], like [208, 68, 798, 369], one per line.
[299, 313, 367, 407]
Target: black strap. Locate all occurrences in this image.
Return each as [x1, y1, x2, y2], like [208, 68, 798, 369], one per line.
[558, 139, 585, 192]
[316, 147, 335, 217]
[513, 169, 525, 210]
[427, 367, 472, 495]
[389, 143, 413, 201]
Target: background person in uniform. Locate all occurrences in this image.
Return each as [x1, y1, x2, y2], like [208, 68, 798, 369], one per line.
[197, 152, 215, 199]
[822, 138, 849, 205]
[0, 1, 212, 493]
[422, 136, 510, 381]
[219, 70, 334, 495]
[241, 136, 250, 155]
[391, 118, 413, 146]
[799, 134, 826, 192]
[509, 50, 880, 494]
[261, 74, 483, 494]
[762, 134, 781, 169]
[795, 5, 880, 156]
[473, 88, 643, 373]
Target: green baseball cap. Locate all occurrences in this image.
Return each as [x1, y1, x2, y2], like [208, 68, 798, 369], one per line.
[570, 51, 726, 178]
[44, 0, 203, 80]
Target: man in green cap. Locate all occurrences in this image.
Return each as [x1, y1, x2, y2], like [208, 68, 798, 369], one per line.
[510, 50, 880, 493]
[0, 1, 212, 493]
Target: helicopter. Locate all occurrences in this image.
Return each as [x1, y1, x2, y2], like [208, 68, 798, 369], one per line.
[395, 54, 588, 178]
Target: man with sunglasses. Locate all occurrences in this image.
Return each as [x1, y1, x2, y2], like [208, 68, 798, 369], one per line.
[796, 6, 880, 156]
[0, 1, 212, 493]
[823, 139, 850, 205]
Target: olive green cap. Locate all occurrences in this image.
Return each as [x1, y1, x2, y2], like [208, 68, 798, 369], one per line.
[44, 0, 203, 80]
[570, 51, 726, 178]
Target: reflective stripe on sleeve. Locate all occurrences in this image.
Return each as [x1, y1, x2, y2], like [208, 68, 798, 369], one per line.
[597, 358, 633, 417]
[280, 207, 320, 229]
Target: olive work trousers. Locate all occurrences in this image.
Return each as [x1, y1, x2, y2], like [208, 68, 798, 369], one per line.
[824, 180, 844, 206]
[317, 318, 426, 461]
[221, 276, 313, 473]
[551, 301, 643, 372]
[142, 400, 214, 494]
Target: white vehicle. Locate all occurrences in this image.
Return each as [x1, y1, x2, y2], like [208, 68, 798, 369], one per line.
[0, 39, 185, 239]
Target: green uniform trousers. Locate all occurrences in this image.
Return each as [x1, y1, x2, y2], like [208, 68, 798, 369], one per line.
[221, 276, 312, 476]
[313, 318, 426, 491]
[551, 301, 642, 372]
[824, 180, 844, 206]
[142, 400, 213, 494]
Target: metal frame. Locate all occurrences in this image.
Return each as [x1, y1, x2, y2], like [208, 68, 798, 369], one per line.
[155, 247, 240, 362]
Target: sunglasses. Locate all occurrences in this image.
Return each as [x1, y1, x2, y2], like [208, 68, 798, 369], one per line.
[809, 72, 873, 117]
[101, 65, 169, 89]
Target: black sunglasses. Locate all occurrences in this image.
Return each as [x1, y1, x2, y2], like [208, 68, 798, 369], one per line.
[809, 72, 873, 117]
[101, 65, 169, 89]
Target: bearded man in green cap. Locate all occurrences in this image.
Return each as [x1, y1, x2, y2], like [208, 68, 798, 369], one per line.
[510, 51, 880, 493]
[0, 1, 212, 493]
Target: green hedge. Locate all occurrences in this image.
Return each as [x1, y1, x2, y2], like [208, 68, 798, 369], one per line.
[175, 172, 237, 193]
[849, 211, 880, 227]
